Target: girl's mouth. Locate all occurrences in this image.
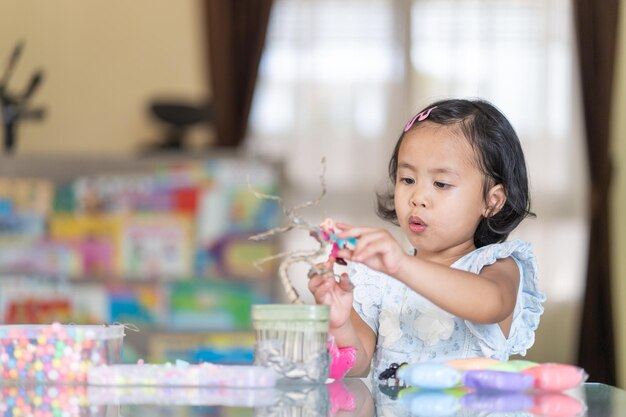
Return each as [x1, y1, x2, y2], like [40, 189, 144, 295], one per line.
[408, 216, 427, 233]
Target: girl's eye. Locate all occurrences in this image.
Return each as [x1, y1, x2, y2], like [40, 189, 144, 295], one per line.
[400, 177, 415, 185]
[434, 181, 451, 189]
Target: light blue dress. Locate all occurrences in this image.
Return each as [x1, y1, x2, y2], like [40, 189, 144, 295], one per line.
[351, 239, 545, 378]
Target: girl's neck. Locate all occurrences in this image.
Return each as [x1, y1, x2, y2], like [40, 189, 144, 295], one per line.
[414, 242, 477, 266]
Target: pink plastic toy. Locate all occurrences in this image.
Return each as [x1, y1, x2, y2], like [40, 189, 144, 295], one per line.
[529, 392, 586, 417]
[328, 337, 357, 380]
[327, 380, 356, 417]
[522, 363, 587, 391]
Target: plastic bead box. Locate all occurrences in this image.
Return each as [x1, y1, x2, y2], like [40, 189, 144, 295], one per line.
[0, 322, 124, 383]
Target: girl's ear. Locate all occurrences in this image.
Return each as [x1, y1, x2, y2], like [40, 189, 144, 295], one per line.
[483, 184, 507, 217]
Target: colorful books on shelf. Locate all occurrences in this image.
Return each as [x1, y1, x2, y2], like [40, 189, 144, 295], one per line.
[107, 283, 161, 326]
[148, 331, 256, 365]
[0, 276, 270, 331]
[0, 178, 53, 242]
[118, 214, 194, 279]
[0, 242, 82, 276]
[0, 277, 107, 324]
[168, 280, 269, 331]
[0, 178, 54, 216]
[0, 158, 282, 347]
[0, 214, 47, 243]
[49, 214, 120, 277]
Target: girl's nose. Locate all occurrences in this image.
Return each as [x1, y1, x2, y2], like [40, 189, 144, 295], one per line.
[410, 188, 427, 208]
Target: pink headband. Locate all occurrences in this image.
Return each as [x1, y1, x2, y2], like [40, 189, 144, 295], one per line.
[403, 106, 438, 132]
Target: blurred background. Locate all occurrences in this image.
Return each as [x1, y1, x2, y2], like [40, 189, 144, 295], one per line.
[0, 0, 624, 388]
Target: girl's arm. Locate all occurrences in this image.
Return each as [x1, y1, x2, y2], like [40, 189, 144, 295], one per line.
[308, 260, 377, 376]
[394, 255, 519, 325]
[337, 226, 519, 326]
[331, 309, 377, 377]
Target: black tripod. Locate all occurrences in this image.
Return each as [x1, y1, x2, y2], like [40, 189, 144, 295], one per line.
[0, 42, 45, 155]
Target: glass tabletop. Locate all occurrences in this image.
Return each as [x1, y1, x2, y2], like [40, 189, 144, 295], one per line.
[1, 380, 624, 416]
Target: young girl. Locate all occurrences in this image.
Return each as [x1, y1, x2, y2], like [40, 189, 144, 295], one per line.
[308, 98, 545, 378]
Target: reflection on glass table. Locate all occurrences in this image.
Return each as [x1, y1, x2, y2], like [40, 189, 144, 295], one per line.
[1, 381, 625, 416]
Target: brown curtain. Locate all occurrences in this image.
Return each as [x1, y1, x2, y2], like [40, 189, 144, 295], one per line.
[204, 0, 273, 148]
[574, 0, 620, 385]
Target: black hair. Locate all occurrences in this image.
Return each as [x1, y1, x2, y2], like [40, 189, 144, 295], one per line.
[376, 98, 535, 248]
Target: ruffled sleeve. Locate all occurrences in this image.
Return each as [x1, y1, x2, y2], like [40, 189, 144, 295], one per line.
[350, 262, 385, 334]
[454, 240, 546, 358]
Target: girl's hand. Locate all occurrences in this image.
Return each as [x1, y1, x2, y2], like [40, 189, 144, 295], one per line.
[335, 223, 409, 276]
[307, 257, 354, 330]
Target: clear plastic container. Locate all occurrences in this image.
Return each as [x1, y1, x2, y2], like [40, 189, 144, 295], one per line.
[252, 304, 329, 384]
[0, 323, 124, 383]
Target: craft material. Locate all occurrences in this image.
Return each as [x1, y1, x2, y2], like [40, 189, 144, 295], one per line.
[445, 357, 500, 371]
[88, 360, 277, 387]
[522, 363, 587, 391]
[396, 360, 586, 393]
[460, 391, 534, 412]
[0, 322, 124, 383]
[396, 363, 462, 390]
[328, 338, 357, 380]
[462, 369, 535, 392]
[252, 304, 330, 384]
[249, 158, 334, 304]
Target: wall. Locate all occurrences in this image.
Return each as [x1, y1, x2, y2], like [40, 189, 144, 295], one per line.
[611, 2, 626, 388]
[0, 0, 208, 156]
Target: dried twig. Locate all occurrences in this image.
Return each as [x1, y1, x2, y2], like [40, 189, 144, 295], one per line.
[249, 158, 332, 304]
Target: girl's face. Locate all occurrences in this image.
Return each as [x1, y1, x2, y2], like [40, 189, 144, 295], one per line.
[394, 122, 494, 264]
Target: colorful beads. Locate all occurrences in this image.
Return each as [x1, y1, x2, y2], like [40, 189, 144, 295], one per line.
[0, 385, 94, 417]
[0, 323, 124, 383]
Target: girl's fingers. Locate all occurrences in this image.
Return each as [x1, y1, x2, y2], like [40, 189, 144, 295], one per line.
[352, 230, 386, 248]
[335, 248, 353, 260]
[337, 226, 378, 239]
[351, 231, 389, 259]
[311, 275, 339, 302]
[337, 273, 354, 292]
[307, 275, 325, 292]
[335, 222, 354, 231]
[352, 239, 390, 263]
[308, 258, 335, 279]
[334, 230, 389, 261]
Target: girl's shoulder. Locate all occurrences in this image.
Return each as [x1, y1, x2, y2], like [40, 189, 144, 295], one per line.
[452, 239, 536, 274]
[458, 240, 545, 357]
